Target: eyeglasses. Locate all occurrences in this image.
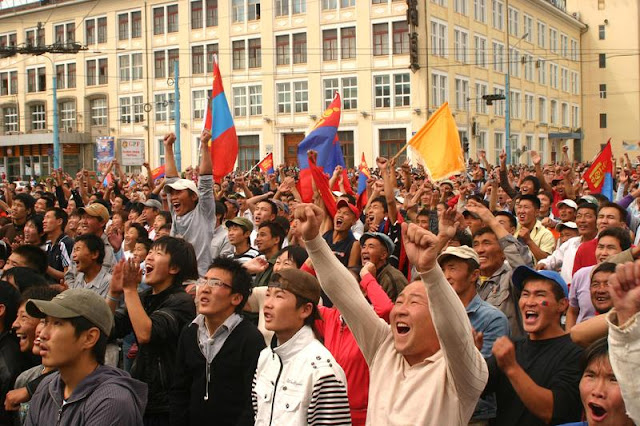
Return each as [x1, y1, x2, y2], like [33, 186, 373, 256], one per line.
[196, 278, 232, 290]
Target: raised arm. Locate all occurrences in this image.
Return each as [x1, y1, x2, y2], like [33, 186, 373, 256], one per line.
[498, 150, 518, 199]
[163, 133, 179, 178]
[531, 151, 553, 194]
[298, 204, 389, 364]
[199, 130, 212, 176]
[377, 157, 398, 223]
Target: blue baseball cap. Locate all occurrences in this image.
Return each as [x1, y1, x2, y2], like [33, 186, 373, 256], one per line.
[512, 265, 568, 298]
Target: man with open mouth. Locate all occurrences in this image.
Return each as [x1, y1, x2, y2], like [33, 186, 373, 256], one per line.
[484, 265, 584, 425]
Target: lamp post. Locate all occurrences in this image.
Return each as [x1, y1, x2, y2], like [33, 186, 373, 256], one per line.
[505, 31, 528, 165]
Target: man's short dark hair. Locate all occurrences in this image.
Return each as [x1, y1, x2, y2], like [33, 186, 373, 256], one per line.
[577, 203, 598, 216]
[208, 257, 252, 314]
[227, 222, 251, 244]
[598, 201, 628, 223]
[580, 337, 609, 372]
[14, 193, 36, 212]
[92, 198, 112, 216]
[495, 211, 517, 229]
[3, 267, 48, 293]
[12, 245, 47, 275]
[592, 262, 616, 277]
[277, 245, 309, 269]
[370, 196, 388, 213]
[258, 221, 286, 250]
[215, 201, 227, 218]
[38, 193, 56, 210]
[0, 281, 20, 329]
[21, 285, 61, 305]
[473, 226, 497, 240]
[46, 207, 69, 232]
[69, 316, 108, 364]
[452, 230, 473, 247]
[158, 211, 172, 225]
[135, 237, 152, 252]
[518, 194, 541, 210]
[598, 227, 632, 251]
[273, 216, 290, 235]
[151, 236, 199, 286]
[159, 223, 172, 233]
[521, 176, 541, 193]
[257, 199, 278, 217]
[75, 234, 106, 265]
[129, 223, 149, 242]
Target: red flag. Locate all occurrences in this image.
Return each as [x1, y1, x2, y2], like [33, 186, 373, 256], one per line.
[257, 153, 274, 174]
[583, 139, 614, 200]
[204, 56, 238, 183]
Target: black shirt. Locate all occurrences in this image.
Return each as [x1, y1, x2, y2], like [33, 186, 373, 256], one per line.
[46, 234, 74, 273]
[322, 230, 356, 267]
[485, 334, 583, 426]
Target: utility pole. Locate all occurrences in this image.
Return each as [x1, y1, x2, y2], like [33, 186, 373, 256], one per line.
[0, 22, 86, 171]
[173, 60, 181, 172]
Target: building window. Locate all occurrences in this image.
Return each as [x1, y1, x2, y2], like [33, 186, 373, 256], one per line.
[374, 73, 410, 108]
[561, 102, 568, 126]
[571, 105, 579, 128]
[491, 0, 503, 30]
[549, 63, 558, 88]
[119, 97, 131, 124]
[392, 21, 409, 54]
[561, 68, 568, 92]
[238, 135, 260, 171]
[154, 49, 179, 78]
[454, 0, 468, 15]
[454, 28, 468, 63]
[277, 35, 291, 65]
[550, 99, 557, 124]
[86, 58, 108, 86]
[155, 93, 175, 121]
[192, 43, 219, 74]
[248, 38, 261, 68]
[337, 131, 354, 168]
[322, 29, 338, 61]
[598, 25, 605, 40]
[560, 34, 568, 57]
[55, 63, 76, 89]
[119, 96, 144, 123]
[571, 71, 579, 95]
[54, 22, 75, 44]
[474, 0, 486, 23]
[27, 67, 46, 93]
[538, 58, 546, 85]
[525, 93, 534, 120]
[509, 48, 519, 77]
[341, 27, 356, 59]
[86, 17, 107, 44]
[292, 33, 307, 64]
[571, 39, 578, 61]
[430, 20, 447, 57]
[323, 78, 339, 108]
[343, 77, 358, 110]
[599, 53, 606, 68]
[3, 107, 18, 133]
[492, 41, 504, 73]
[233, 40, 246, 70]
[90, 98, 107, 126]
[599, 113, 607, 128]
[394, 74, 410, 106]
[153, 5, 179, 35]
[118, 11, 142, 40]
[454, 78, 469, 111]
[276, 81, 308, 113]
[231, 39, 260, 70]
[523, 15, 533, 42]
[233, 84, 262, 117]
[25, 27, 45, 47]
[379, 128, 407, 163]
[493, 132, 504, 164]
[474, 35, 487, 68]
[493, 87, 505, 116]
[508, 7, 518, 35]
[276, 0, 306, 16]
[192, 89, 210, 119]
[372, 23, 389, 56]
[476, 130, 487, 153]
[59, 100, 76, 130]
[31, 104, 46, 130]
[322, 0, 337, 9]
[537, 21, 546, 48]
[510, 90, 521, 119]
[538, 97, 547, 123]
[549, 28, 558, 53]
[599, 84, 606, 99]
[119, 53, 143, 82]
[431, 0, 446, 6]
[232, 0, 260, 22]
[431, 72, 448, 107]
[0, 32, 17, 48]
[0, 71, 18, 95]
[475, 82, 488, 114]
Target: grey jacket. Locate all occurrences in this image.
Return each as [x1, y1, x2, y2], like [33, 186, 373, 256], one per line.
[477, 234, 533, 338]
[25, 365, 147, 426]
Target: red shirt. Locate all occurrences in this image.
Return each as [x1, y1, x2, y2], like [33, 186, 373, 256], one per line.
[572, 238, 598, 276]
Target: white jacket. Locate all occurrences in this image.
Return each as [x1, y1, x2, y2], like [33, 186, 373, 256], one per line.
[252, 325, 351, 426]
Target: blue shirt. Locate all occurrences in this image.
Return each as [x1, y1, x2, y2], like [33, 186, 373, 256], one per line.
[467, 293, 510, 421]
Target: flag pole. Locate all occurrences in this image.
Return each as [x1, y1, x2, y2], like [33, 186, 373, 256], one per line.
[391, 144, 409, 162]
[244, 152, 271, 177]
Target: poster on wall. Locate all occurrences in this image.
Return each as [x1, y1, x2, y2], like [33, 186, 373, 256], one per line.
[96, 136, 115, 173]
[120, 139, 145, 166]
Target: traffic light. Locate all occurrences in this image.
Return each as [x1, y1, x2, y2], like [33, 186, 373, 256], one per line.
[463, 137, 470, 153]
[482, 94, 506, 106]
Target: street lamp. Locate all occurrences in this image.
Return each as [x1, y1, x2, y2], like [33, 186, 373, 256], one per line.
[505, 32, 528, 165]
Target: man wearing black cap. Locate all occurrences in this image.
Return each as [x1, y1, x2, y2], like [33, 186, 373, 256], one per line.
[24, 289, 148, 425]
[142, 199, 162, 240]
[252, 269, 351, 425]
[360, 231, 407, 301]
[484, 266, 583, 426]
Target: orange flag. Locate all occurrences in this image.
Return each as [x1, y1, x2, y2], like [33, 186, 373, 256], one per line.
[408, 102, 465, 181]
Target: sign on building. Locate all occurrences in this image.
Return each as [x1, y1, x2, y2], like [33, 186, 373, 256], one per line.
[96, 136, 115, 173]
[120, 139, 145, 166]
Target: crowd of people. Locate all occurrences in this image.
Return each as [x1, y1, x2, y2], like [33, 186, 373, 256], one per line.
[0, 129, 638, 426]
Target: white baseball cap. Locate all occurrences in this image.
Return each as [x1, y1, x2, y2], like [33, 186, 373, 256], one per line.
[164, 179, 198, 196]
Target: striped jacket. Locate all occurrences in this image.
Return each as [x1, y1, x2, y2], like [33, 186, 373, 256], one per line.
[252, 325, 351, 426]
